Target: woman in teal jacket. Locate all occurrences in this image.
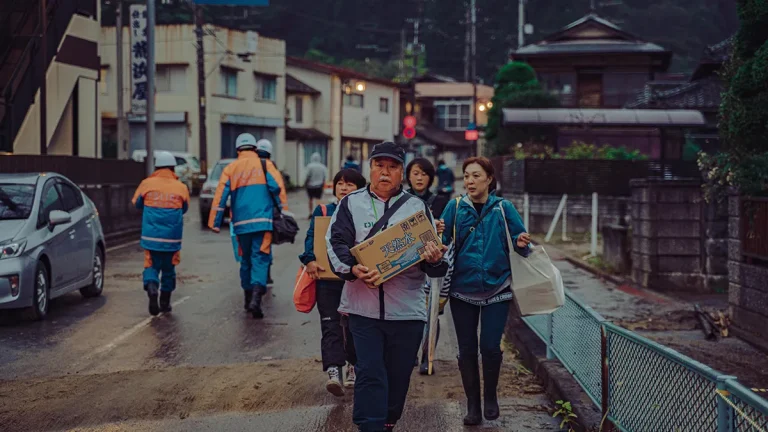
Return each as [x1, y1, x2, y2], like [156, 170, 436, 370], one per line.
[440, 157, 531, 426]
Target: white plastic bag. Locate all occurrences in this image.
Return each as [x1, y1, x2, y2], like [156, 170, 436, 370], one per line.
[500, 205, 564, 316]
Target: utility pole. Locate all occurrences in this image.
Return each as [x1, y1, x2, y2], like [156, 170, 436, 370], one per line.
[400, 28, 406, 83]
[146, 0, 156, 175]
[470, 0, 478, 156]
[518, 0, 525, 49]
[464, 5, 470, 82]
[195, 4, 208, 175]
[116, 0, 127, 159]
[39, 0, 47, 155]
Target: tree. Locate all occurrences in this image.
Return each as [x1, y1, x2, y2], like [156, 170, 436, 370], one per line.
[485, 62, 559, 156]
[700, 0, 768, 201]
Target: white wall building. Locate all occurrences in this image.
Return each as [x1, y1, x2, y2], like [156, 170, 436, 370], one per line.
[100, 24, 287, 173]
[285, 57, 402, 182]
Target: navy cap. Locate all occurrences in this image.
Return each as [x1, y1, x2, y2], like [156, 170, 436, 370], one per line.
[369, 141, 405, 164]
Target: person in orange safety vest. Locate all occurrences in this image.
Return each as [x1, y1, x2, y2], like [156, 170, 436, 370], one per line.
[132, 151, 190, 316]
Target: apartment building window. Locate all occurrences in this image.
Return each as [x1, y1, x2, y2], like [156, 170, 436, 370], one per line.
[435, 102, 470, 130]
[379, 97, 389, 113]
[99, 67, 109, 95]
[255, 75, 277, 101]
[220, 67, 238, 97]
[344, 93, 364, 108]
[295, 97, 303, 123]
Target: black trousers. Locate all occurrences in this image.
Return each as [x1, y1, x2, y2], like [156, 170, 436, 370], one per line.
[316, 284, 356, 370]
[349, 314, 425, 431]
[450, 297, 510, 359]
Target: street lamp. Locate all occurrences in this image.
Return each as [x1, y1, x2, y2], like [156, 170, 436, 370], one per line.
[355, 81, 366, 92]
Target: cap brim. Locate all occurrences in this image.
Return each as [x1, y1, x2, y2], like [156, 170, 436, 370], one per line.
[370, 153, 404, 164]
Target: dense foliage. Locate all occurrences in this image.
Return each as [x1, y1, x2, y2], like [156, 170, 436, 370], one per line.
[484, 62, 559, 156]
[700, 0, 768, 201]
[101, 0, 738, 82]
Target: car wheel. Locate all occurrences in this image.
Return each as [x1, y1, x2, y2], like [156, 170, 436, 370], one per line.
[80, 247, 104, 298]
[27, 262, 50, 321]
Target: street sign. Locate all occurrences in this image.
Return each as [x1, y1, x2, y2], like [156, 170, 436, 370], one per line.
[465, 130, 479, 141]
[195, 0, 269, 4]
[403, 115, 417, 128]
[129, 4, 148, 115]
[403, 127, 416, 139]
[467, 122, 477, 131]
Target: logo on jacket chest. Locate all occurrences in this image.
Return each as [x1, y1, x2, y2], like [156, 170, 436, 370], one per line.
[145, 191, 180, 207]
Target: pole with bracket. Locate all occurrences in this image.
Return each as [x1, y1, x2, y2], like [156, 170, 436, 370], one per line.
[195, 4, 208, 176]
[145, 0, 156, 175]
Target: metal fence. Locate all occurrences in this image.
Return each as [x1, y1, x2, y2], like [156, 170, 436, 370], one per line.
[521, 290, 768, 432]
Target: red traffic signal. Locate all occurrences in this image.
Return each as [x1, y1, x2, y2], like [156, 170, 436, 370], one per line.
[403, 115, 417, 128]
[403, 127, 416, 139]
[465, 130, 479, 141]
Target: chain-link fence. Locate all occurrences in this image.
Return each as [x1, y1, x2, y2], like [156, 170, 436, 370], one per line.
[521, 290, 768, 432]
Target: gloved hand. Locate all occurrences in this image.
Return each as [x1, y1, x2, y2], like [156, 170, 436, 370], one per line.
[425, 295, 449, 314]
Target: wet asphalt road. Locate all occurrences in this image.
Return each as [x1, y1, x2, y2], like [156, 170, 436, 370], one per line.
[0, 192, 561, 431]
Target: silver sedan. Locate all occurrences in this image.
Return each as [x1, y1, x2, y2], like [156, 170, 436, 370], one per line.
[0, 173, 106, 320]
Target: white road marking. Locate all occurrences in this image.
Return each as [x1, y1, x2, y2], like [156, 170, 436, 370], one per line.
[91, 296, 191, 356]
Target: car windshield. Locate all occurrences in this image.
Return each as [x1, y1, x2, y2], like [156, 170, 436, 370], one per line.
[210, 162, 230, 182]
[0, 184, 35, 220]
[188, 157, 201, 170]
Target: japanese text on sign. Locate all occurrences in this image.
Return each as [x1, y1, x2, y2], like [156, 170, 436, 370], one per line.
[129, 4, 148, 115]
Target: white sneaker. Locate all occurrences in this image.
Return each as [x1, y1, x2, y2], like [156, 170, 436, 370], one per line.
[344, 364, 356, 388]
[326, 366, 344, 397]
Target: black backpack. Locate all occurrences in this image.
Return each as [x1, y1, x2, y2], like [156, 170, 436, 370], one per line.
[260, 159, 299, 245]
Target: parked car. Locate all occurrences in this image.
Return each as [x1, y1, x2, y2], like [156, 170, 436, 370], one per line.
[199, 158, 235, 229]
[0, 173, 106, 320]
[131, 150, 205, 195]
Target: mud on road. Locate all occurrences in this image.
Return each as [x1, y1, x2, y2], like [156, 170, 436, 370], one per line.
[0, 355, 549, 432]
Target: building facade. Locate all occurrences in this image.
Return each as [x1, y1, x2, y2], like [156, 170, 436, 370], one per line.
[285, 57, 402, 182]
[2, 0, 102, 157]
[100, 24, 287, 171]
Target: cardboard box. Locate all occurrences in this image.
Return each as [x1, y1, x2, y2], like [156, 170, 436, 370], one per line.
[313, 216, 341, 280]
[351, 210, 439, 286]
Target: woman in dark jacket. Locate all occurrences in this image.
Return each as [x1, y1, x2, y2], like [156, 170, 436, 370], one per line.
[405, 158, 451, 375]
[441, 157, 532, 425]
[299, 168, 367, 397]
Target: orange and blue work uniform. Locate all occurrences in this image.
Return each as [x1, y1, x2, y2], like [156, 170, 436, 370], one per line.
[132, 169, 189, 292]
[208, 151, 287, 291]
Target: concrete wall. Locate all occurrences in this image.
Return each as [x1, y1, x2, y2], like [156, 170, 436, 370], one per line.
[630, 179, 728, 293]
[13, 15, 101, 156]
[728, 194, 768, 352]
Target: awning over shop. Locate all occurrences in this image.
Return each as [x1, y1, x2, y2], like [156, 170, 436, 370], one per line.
[286, 127, 332, 141]
[502, 108, 706, 128]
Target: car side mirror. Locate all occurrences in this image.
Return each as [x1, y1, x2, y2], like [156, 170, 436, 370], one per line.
[48, 210, 71, 229]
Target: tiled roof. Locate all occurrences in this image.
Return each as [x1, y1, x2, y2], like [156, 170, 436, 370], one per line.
[624, 76, 723, 111]
[286, 74, 320, 95]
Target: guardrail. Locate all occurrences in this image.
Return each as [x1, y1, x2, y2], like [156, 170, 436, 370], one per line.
[522, 290, 768, 432]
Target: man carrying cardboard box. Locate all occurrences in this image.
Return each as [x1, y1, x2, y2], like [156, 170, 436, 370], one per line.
[326, 141, 448, 432]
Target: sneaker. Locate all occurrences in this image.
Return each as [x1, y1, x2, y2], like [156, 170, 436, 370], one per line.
[344, 364, 356, 388]
[326, 366, 344, 397]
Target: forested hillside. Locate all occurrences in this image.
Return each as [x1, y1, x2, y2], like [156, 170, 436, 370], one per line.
[102, 0, 738, 81]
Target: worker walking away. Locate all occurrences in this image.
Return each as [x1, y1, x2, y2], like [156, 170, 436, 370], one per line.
[255, 138, 287, 287]
[132, 151, 190, 316]
[209, 134, 287, 319]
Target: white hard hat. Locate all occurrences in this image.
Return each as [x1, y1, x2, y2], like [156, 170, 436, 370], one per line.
[236, 133, 258, 150]
[256, 139, 273, 156]
[154, 151, 177, 168]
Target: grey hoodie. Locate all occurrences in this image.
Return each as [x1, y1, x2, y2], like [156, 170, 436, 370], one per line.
[304, 153, 328, 188]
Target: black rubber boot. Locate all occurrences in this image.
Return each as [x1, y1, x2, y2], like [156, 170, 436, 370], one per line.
[249, 286, 265, 319]
[482, 352, 503, 420]
[146, 283, 160, 316]
[159, 291, 172, 313]
[458, 355, 483, 425]
[244, 290, 253, 311]
[267, 267, 273, 286]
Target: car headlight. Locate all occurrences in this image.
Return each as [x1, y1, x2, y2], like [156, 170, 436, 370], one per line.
[0, 240, 27, 260]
